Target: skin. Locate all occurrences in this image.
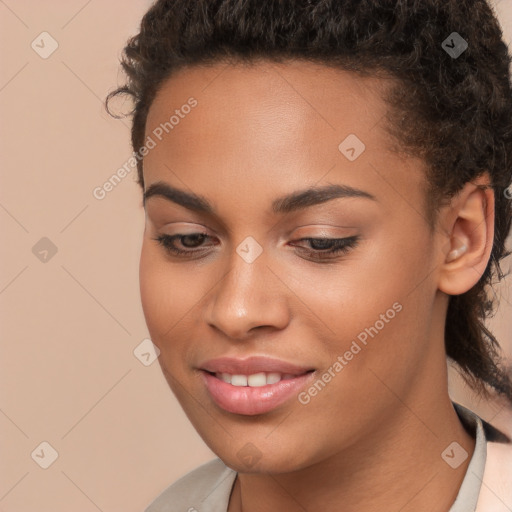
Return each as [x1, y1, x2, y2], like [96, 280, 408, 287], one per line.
[139, 59, 494, 511]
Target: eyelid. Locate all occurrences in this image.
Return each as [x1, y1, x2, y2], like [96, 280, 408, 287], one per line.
[151, 221, 216, 239]
[288, 225, 359, 240]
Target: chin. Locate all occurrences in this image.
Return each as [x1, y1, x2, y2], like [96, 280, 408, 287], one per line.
[203, 436, 315, 474]
[221, 453, 303, 474]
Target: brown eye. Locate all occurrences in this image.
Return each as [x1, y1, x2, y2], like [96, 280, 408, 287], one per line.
[291, 236, 360, 261]
[152, 233, 214, 257]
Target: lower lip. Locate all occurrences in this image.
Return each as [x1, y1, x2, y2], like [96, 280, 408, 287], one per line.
[200, 370, 315, 415]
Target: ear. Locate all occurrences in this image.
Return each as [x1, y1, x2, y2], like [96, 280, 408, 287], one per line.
[437, 173, 494, 296]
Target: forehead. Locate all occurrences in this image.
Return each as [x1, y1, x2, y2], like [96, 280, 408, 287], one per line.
[143, 60, 426, 219]
[145, 59, 392, 149]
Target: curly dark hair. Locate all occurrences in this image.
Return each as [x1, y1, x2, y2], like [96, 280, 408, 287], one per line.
[105, 0, 512, 402]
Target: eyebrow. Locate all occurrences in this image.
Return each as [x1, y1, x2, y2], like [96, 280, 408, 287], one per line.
[143, 181, 376, 214]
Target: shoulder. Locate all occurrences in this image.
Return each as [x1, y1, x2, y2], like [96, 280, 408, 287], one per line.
[451, 401, 512, 511]
[144, 458, 237, 512]
[475, 417, 512, 511]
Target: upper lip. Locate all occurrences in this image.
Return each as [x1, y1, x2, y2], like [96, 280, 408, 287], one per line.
[199, 356, 314, 375]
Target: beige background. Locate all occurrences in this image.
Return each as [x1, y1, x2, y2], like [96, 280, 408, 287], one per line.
[0, 1, 511, 511]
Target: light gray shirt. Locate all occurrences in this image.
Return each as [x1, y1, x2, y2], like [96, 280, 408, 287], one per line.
[145, 402, 503, 512]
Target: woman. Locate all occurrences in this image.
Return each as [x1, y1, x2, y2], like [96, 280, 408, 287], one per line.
[106, 1, 512, 510]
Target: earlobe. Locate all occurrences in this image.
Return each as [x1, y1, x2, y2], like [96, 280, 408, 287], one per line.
[438, 175, 494, 296]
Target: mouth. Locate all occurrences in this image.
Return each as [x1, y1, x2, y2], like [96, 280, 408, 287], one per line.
[200, 368, 316, 416]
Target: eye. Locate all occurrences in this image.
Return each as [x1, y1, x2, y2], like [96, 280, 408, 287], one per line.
[152, 233, 215, 257]
[152, 233, 360, 261]
[290, 236, 360, 261]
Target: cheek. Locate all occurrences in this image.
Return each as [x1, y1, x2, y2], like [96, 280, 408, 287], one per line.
[284, 257, 404, 341]
[139, 241, 211, 358]
[299, 234, 434, 367]
[139, 243, 166, 335]
[139, 242, 191, 349]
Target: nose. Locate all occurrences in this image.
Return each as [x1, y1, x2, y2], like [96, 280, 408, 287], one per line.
[205, 249, 290, 340]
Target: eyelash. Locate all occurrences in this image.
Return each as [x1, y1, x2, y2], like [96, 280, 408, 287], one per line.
[152, 233, 360, 261]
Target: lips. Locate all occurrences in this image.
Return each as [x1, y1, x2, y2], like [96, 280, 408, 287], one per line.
[198, 356, 316, 415]
[199, 355, 314, 376]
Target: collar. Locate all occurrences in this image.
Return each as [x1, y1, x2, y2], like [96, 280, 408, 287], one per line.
[448, 402, 488, 512]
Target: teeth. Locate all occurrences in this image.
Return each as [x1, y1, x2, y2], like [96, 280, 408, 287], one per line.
[266, 372, 282, 384]
[247, 373, 267, 387]
[216, 371, 296, 386]
[231, 374, 248, 386]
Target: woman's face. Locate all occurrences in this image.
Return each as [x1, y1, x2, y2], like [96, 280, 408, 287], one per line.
[139, 60, 449, 472]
